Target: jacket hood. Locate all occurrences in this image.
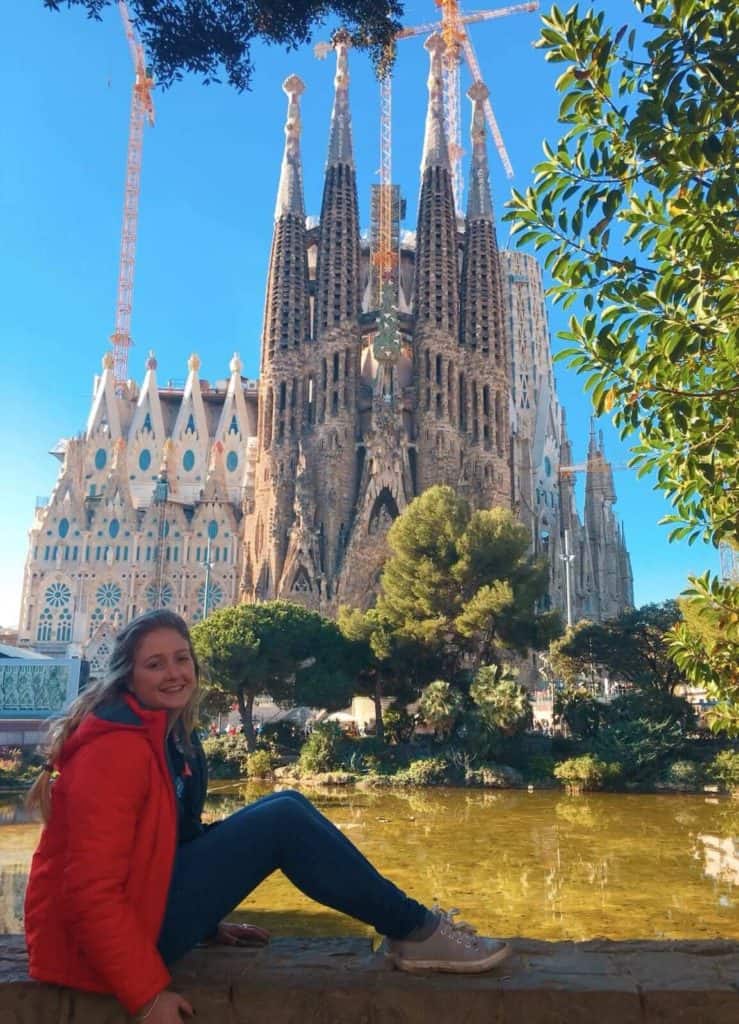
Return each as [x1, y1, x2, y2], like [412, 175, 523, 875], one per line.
[57, 692, 168, 770]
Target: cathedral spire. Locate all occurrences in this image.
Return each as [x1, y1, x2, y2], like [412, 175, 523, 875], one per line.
[274, 75, 306, 220]
[315, 34, 360, 336]
[262, 75, 310, 363]
[413, 33, 459, 335]
[459, 80, 504, 358]
[465, 81, 494, 222]
[326, 30, 354, 169]
[421, 34, 451, 172]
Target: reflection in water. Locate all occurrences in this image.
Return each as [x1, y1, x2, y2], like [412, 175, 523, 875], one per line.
[697, 834, 739, 886]
[2, 788, 739, 940]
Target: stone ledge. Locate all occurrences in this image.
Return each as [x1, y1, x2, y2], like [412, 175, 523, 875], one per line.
[2, 935, 739, 1023]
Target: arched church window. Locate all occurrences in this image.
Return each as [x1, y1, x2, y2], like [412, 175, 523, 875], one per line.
[57, 609, 72, 642]
[94, 449, 107, 471]
[37, 608, 53, 642]
[109, 519, 120, 539]
[139, 450, 152, 471]
[89, 607, 104, 638]
[228, 415, 239, 435]
[292, 569, 311, 593]
[226, 450, 238, 472]
[58, 518, 69, 539]
[45, 582, 71, 607]
[186, 414, 196, 434]
[183, 450, 195, 472]
[142, 413, 152, 432]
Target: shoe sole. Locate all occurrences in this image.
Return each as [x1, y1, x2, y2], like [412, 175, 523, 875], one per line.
[391, 941, 512, 974]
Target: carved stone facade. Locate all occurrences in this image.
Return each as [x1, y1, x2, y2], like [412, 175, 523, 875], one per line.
[17, 37, 632, 668]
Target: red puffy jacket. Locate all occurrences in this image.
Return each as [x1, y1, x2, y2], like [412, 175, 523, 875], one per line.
[24, 693, 177, 1015]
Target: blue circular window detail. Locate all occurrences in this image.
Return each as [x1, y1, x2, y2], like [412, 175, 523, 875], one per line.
[182, 450, 195, 472]
[45, 582, 71, 607]
[139, 449, 151, 471]
[95, 448, 107, 470]
[544, 456, 552, 478]
[109, 519, 120, 539]
[207, 520, 219, 540]
[226, 450, 238, 472]
[96, 582, 122, 608]
[58, 518, 69, 539]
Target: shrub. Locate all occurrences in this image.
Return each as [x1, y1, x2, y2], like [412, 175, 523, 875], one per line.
[243, 749, 274, 779]
[527, 755, 556, 784]
[394, 757, 450, 786]
[0, 747, 22, 773]
[553, 755, 620, 792]
[418, 681, 463, 739]
[383, 708, 416, 745]
[465, 763, 524, 788]
[660, 759, 704, 790]
[201, 733, 249, 778]
[710, 751, 739, 792]
[298, 722, 344, 774]
[260, 720, 304, 752]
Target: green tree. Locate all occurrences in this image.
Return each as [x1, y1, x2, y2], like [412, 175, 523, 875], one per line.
[43, 0, 402, 91]
[553, 686, 604, 740]
[548, 602, 686, 696]
[505, 0, 739, 725]
[337, 605, 425, 744]
[191, 601, 354, 750]
[418, 681, 463, 740]
[469, 664, 533, 736]
[377, 486, 561, 676]
[668, 572, 739, 735]
[506, 0, 738, 547]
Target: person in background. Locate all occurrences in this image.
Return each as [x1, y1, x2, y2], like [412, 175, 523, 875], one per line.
[25, 610, 511, 1024]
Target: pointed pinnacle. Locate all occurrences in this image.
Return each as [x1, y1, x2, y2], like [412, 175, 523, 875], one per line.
[421, 34, 450, 172]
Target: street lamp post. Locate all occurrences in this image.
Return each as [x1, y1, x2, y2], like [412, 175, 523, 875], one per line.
[202, 537, 213, 620]
[560, 528, 575, 629]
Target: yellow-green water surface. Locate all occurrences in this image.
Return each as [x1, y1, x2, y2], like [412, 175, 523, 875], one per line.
[3, 785, 738, 940]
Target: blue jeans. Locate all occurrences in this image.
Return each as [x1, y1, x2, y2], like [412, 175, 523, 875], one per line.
[157, 789, 429, 964]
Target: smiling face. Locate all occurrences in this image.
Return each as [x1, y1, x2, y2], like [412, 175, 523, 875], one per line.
[130, 627, 198, 718]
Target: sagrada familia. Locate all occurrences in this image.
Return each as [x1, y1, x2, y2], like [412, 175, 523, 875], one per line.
[17, 36, 633, 677]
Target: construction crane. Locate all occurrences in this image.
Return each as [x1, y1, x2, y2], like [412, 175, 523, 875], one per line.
[315, 2, 537, 303]
[111, 1, 155, 394]
[410, 1, 538, 208]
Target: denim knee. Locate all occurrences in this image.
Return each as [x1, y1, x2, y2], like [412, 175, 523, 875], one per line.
[276, 788, 314, 810]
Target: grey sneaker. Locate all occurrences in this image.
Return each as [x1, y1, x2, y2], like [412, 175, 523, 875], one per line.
[387, 907, 511, 974]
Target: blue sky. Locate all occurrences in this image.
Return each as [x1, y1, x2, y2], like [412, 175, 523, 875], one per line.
[0, 0, 718, 627]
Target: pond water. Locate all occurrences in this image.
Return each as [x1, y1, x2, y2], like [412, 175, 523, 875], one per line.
[2, 784, 738, 941]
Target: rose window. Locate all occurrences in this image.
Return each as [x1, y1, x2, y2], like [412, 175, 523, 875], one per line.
[96, 582, 122, 608]
[45, 582, 71, 608]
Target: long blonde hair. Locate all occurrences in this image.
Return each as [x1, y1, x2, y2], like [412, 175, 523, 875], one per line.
[27, 609, 201, 822]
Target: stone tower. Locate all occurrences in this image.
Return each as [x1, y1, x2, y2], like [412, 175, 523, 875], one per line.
[18, 44, 635, 674]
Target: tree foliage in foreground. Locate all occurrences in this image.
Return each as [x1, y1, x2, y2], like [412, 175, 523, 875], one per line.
[376, 486, 561, 676]
[43, 0, 403, 90]
[506, 0, 738, 547]
[191, 601, 354, 750]
[667, 572, 739, 735]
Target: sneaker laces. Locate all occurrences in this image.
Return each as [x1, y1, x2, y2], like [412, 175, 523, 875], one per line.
[431, 901, 478, 941]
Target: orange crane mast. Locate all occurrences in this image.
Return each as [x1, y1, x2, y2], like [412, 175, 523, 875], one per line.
[375, 1, 538, 281]
[111, 0, 155, 393]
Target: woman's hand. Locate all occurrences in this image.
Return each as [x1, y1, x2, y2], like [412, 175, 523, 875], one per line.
[211, 922, 271, 948]
[136, 990, 193, 1023]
